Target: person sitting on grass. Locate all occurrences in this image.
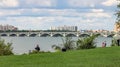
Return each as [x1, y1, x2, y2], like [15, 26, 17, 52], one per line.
[102, 41, 107, 47]
[35, 44, 40, 52]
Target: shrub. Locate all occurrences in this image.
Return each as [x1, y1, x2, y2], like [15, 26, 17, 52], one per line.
[62, 37, 75, 50]
[51, 37, 75, 52]
[52, 44, 61, 50]
[111, 39, 118, 46]
[76, 34, 98, 49]
[0, 38, 13, 56]
[51, 44, 61, 52]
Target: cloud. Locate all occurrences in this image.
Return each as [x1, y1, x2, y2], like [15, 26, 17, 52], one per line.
[91, 9, 104, 13]
[0, 0, 116, 30]
[85, 9, 111, 18]
[67, 0, 105, 8]
[0, 9, 22, 16]
[68, 0, 95, 7]
[25, 8, 111, 18]
[0, 8, 111, 19]
[31, 8, 79, 17]
[4, 17, 56, 29]
[0, 0, 19, 7]
[85, 12, 111, 18]
[102, 0, 117, 6]
[0, 15, 114, 30]
[24, 0, 56, 7]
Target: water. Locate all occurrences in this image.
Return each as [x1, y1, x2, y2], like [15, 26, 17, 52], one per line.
[1, 36, 112, 54]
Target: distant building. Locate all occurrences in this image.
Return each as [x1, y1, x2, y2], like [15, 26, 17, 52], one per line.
[0, 24, 18, 31]
[50, 25, 78, 31]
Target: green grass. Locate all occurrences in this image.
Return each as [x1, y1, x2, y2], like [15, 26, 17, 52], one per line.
[0, 47, 120, 67]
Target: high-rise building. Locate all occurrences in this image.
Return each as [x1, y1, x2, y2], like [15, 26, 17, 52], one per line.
[50, 25, 78, 31]
[0, 24, 18, 31]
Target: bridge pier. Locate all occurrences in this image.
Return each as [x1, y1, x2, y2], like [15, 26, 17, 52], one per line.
[76, 33, 79, 37]
[63, 33, 66, 37]
[50, 33, 53, 37]
[38, 33, 41, 37]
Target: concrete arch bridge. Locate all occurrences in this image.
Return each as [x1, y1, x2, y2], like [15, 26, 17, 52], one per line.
[0, 31, 114, 37]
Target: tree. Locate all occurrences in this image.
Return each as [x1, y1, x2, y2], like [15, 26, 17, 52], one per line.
[0, 38, 13, 56]
[116, 22, 120, 30]
[114, 0, 120, 32]
[76, 34, 98, 49]
[116, 0, 120, 21]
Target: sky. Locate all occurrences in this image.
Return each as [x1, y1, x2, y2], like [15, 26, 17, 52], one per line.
[0, 0, 118, 30]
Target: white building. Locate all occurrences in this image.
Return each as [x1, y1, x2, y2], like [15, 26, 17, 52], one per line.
[0, 24, 18, 31]
[50, 25, 78, 31]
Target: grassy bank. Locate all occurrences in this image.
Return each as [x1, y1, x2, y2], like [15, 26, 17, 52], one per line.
[0, 47, 120, 67]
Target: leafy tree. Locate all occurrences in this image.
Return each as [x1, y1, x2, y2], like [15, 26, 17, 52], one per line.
[76, 34, 98, 49]
[116, 0, 120, 21]
[0, 38, 13, 56]
[116, 22, 120, 28]
[115, 0, 120, 31]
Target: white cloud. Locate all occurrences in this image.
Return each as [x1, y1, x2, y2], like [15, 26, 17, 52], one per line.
[85, 13, 111, 18]
[0, 9, 23, 16]
[91, 9, 104, 13]
[67, 0, 104, 8]
[68, 0, 95, 7]
[25, 0, 56, 7]
[0, 0, 19, 7]
[86, 9, 111, 18]
[102, 0, 117, 6]
[33, 8, 111, 18]
[0, 8, 111, 19]
[0, 14, 115, 30]
[0, 0, 116, 30]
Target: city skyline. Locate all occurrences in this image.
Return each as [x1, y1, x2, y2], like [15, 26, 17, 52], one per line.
[0, 0, 118, 30]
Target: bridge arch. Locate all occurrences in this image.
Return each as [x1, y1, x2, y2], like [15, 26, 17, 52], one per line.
[79, 34, 90, 37]
[1, 34, 7, 36]
[107, 34, 115, 37]
[29, 33, 37, 37]
[19, 34, 27, 37]
[66, 33, 76, 37]
[40, 33, 50, 37]
[52, 33, 63, 37]
[9, 34, 17, 37]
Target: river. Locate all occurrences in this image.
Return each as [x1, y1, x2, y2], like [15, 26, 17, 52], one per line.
[1, 36, 112, 54]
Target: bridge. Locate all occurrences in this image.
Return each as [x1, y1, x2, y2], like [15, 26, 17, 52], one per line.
[0, 31, 114, 37]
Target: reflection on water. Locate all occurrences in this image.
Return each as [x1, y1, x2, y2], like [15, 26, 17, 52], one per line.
[1, 36, 112, 54]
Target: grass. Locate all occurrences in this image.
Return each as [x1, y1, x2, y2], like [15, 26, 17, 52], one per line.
[0, 47, 120, 67]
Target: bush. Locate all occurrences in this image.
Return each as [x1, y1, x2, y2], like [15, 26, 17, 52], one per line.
[111, 39, 118, 46]
[76, 34, 98, 49]
[51, 37, 75, 52]
[52, 45, 61, 50]
[0, 38, 13, 56]
[62, 37, 75, 50]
